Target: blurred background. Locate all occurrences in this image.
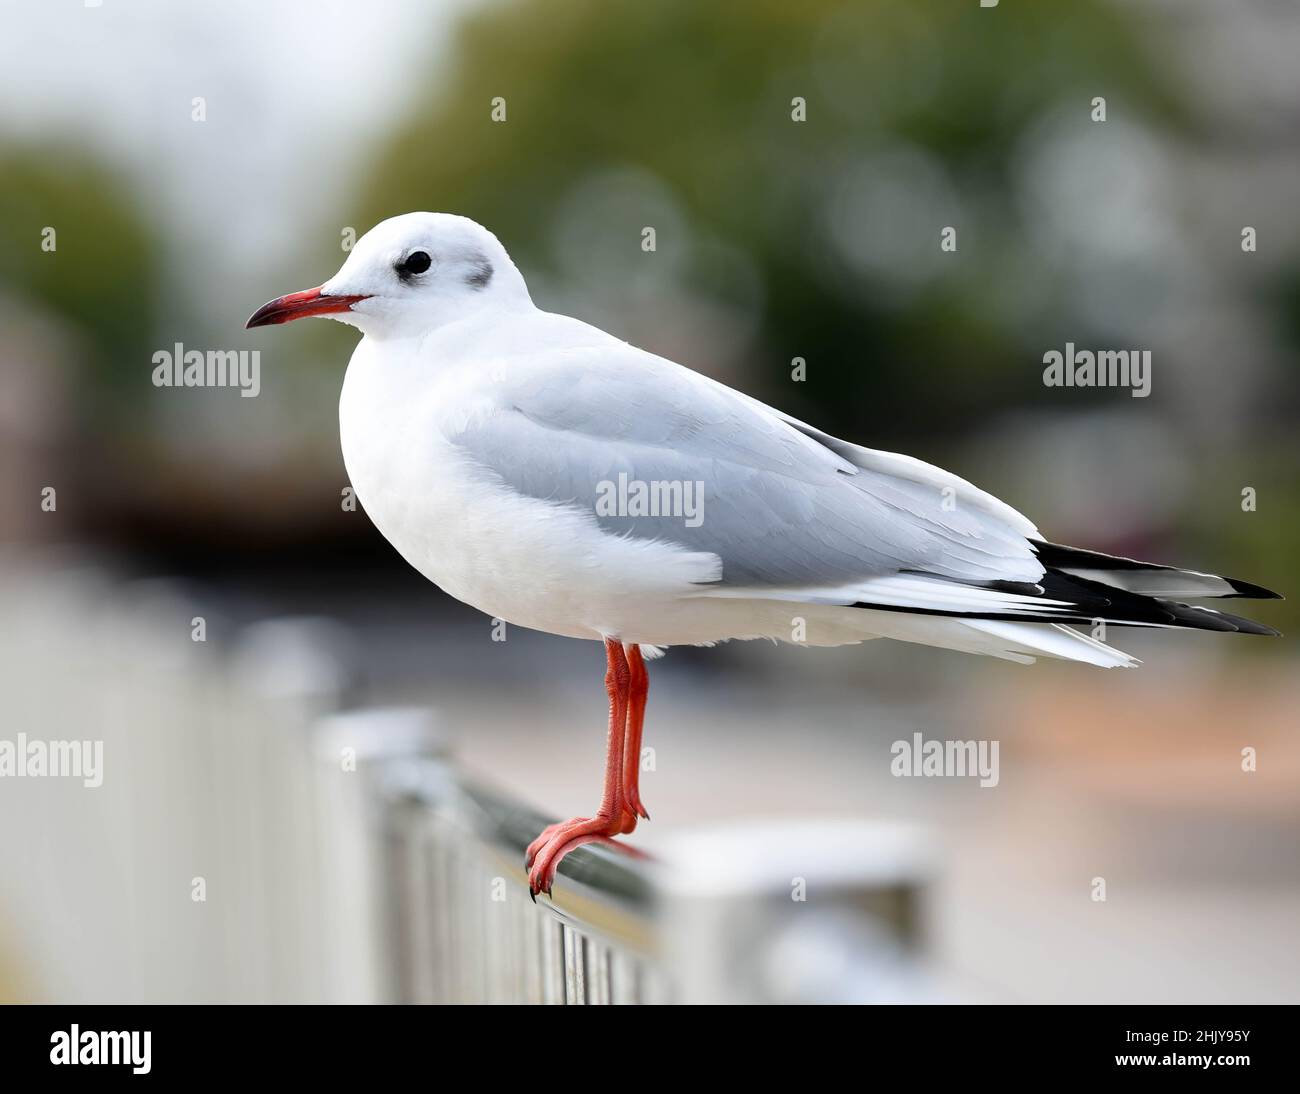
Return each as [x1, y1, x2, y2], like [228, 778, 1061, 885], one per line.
[1, 0, 1297, 1003]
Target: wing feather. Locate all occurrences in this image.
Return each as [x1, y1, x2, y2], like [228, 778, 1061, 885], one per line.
[442, 344, 1044, 592]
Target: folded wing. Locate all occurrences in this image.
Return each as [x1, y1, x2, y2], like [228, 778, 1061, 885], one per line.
[445, 342, 1279, 637]
[447, 344, 1044, 591]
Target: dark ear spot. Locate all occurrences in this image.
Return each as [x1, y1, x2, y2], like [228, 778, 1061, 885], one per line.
[466, 258, 494, 290]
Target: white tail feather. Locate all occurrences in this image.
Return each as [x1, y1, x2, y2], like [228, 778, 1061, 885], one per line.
[960, 620, 1139, 668]
[847, 610, 1139, 667]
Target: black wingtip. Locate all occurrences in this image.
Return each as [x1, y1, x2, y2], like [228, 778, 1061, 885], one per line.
[1233, 619, 1283, 637]
[1187, 607, 1281, 636]
[1032, 540, 1284, 602]
[1226, 577, 1284, 600]
[1181, 604, 1281, 636]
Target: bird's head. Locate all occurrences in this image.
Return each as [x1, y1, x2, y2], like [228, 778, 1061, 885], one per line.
[246, 212, 530, 339]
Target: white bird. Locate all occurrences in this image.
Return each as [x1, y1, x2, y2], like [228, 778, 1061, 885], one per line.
[248, 212, 1280, 898]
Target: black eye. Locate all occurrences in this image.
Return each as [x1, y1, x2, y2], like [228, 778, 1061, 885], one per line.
[399, 250, 432, 276]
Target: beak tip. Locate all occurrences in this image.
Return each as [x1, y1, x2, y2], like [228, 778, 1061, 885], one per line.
[244, 303, 278, 330]
[244, 287, 367, 330]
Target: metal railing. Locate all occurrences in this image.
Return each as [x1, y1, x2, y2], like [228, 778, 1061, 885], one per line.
[384, 772, 664, 1004]
[0, 566, 941, 1004]
[315, 707, 666, 1004]
[314, 705, 942, 1005]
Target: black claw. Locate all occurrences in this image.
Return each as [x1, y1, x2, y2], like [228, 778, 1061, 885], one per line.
[529, 888, 537, 904]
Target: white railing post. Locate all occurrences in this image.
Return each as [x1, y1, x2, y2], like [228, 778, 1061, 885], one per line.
[309, 706, 446, 1003]
[657, 821, 938, 1004]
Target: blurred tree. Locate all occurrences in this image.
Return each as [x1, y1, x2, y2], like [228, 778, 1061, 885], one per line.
[342, 0, 1290, 627]
[0, 144, 159, 418]
[352, 0, 1185, 445]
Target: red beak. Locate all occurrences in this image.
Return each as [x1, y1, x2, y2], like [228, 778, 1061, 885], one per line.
[245, 286, 370, 329]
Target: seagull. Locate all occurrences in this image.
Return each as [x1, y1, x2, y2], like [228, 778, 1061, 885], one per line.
[248, 212, 1281, 898]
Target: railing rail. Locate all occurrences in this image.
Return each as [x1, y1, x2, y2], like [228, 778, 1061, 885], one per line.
[381, 785, 657, 1003]
[316, 705, 940, 1005]
[0, 568, 941, 1005]
[315, 705, 665, 1004]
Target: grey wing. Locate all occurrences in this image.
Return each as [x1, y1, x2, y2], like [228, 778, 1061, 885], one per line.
[448, 349, 1044, 594]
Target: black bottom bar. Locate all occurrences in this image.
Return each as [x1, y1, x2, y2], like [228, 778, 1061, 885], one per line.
[0, 1004, 1289, 1081]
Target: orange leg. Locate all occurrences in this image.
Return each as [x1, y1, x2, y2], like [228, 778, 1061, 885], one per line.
[622, 644, 650, 821]
[525, 639, 639, 899]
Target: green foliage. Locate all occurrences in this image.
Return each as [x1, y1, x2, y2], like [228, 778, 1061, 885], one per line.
[356, 0, 1183, 441]
[0, 144, 158, 409]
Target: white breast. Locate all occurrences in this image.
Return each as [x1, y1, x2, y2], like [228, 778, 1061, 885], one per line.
[337, 336, 722, 644]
